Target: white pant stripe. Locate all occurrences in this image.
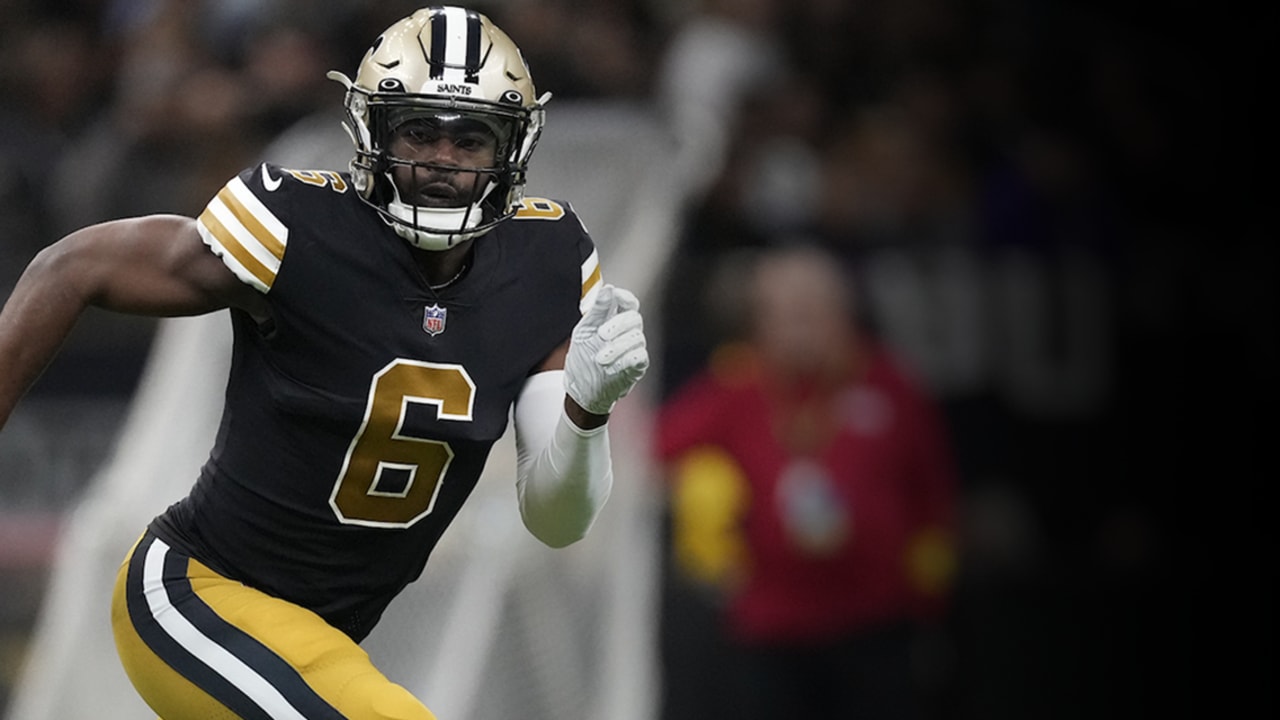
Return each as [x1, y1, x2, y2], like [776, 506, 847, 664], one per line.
[141, 538, 310, 720]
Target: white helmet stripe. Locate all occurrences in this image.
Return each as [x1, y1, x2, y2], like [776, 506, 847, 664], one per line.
[429, 6, 482, 84]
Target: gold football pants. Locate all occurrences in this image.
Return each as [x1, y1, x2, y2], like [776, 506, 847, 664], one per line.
[112, 532, 437, 720]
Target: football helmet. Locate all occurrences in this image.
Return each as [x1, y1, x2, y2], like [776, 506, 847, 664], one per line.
[328, 6, 549, 250]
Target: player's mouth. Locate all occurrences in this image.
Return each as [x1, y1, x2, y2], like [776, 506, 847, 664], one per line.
[418, 181, 464, 207]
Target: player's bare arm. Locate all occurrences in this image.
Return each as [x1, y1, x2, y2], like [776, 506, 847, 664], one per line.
[0, 214, 262, 429]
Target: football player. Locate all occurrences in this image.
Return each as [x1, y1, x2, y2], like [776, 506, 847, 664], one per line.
[0, 6, 648, 719]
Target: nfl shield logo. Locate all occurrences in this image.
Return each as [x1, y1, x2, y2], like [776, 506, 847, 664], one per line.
[423, 304, 447, 336]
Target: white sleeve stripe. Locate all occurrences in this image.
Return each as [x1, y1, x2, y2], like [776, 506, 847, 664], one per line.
[196, 219, 271, 294]
[579, 248, 602, 314]
[205, 199, 284, 277]
[580, 248, 600, 281]
[227, 176, 288, 246]
[195, 172, 291, 293]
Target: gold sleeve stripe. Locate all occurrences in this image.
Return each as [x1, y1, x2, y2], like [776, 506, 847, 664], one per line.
[581, 264, 602, 298]
[579, 248, 602, 313]
[194, 176, 289, 293]
[197, 208, 275, 292]
[222, 179, 286, 261]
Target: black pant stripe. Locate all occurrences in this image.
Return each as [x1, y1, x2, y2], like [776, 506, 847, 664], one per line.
[128, 532, 346, 719]
[126, 533, 272, 720]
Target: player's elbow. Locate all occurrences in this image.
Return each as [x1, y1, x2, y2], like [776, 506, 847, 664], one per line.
[521, 508, 595, 549]
[516, 452, 612, 549]
[532, 527, 588, 549]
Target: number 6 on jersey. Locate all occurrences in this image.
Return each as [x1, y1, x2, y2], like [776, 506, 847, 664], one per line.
[331, 359, 476, 528]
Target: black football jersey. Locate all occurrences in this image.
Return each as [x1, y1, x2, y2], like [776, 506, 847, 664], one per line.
[149, 163, 602, 640]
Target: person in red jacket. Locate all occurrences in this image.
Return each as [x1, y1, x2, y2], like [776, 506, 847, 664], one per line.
[657, 243, 959, 720]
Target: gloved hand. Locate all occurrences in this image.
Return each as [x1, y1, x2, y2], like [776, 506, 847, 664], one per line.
[564, 284, 649, 415]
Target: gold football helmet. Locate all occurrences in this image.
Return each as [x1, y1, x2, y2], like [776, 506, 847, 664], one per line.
[328, 6, 549, 250]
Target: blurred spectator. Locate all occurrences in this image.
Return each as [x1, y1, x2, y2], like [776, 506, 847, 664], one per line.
[656, 244, 960, 720]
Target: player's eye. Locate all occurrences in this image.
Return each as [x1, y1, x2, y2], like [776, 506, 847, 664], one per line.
[402, 125, 440, 144]
[454, 135, 490, 152]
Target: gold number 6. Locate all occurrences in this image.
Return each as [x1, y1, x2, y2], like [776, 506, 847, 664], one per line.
[330, 360, 476, 528]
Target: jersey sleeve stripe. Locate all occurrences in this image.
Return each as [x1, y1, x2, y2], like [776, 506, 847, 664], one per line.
[580, 248, 601, 297]
[581, 263, 602, 299]
[204, 198, 285, 274]
[198, 208, 276, 293]
[579, 249, 602, 314]
[195, 176, 290, 293]
[222, 179, 287, 261]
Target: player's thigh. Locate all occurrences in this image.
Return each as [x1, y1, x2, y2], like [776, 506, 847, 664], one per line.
[112, 532, 435, 720]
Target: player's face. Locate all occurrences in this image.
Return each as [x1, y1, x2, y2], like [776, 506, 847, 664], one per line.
[387, 115, 499, 208]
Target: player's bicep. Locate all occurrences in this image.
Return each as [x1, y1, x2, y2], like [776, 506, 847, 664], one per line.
[65, 214, 259, 317]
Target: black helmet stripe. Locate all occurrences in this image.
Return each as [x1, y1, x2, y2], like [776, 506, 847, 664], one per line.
[463, 9, 481, 83]
[427, 10, 445, 80]
[426, 6, 483, 83]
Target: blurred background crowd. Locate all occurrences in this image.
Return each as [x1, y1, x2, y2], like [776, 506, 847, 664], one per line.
[0, 0, 1269, 718]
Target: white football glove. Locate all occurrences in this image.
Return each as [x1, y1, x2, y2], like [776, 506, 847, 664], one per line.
[565, 284, 650, 416]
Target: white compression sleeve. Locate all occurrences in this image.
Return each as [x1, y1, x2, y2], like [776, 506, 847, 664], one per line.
[514, 370, 614, 548]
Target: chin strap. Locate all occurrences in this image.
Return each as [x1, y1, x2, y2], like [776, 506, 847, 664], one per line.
[384, 175, 499, 250]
